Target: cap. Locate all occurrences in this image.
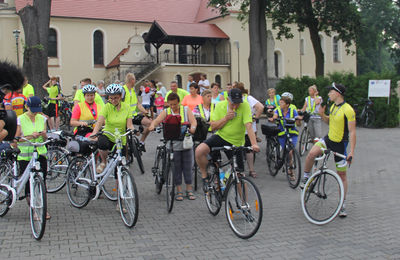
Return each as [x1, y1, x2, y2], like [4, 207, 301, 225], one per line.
[228, 88, 243, 104]
[145, 87, 150, 93]
[26, 96, 42, 113]
[327, 82, 346, 95]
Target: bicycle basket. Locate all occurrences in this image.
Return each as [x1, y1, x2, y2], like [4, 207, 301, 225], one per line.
[261, 122, 280, 136]
[193, 117, 208, 142]
[47, 132, 67, 147]
[66, 139, 96, 155]
[162, 114, 182, 141]
[284, 118, 296, 128]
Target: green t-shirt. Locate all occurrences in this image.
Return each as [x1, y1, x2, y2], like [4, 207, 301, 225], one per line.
[74, 89, 105, 107]
[212, 100, 252, 147]
[23, 84, 35, 98]
[47, 85, 59, 104]
[164, 88, 189, 103]
[99, 102, 131, 145]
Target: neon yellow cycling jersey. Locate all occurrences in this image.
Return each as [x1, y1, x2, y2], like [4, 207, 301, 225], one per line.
[328, 102, 355, 142]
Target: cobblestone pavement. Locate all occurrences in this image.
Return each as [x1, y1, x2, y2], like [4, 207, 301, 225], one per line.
[1, 121, 399, 259]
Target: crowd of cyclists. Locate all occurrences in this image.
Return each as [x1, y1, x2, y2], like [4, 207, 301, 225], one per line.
[0, 63, 356, 238]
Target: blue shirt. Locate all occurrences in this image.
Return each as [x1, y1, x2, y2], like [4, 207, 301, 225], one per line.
[274, 107, 298, 133]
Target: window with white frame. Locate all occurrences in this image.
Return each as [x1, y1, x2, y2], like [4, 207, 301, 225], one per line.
[333, 36, 341, 63]
[48, 28, 57, 58]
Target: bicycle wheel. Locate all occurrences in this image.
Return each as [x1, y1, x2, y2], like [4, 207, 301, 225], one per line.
[225, 176, 263, 239]
[102, 171, 118, 201]
[285, 148, 302, 189]
[29, 174, 47, 240]
[301, 170, 344, 225]
[154, 147, 165, 194]
[66, 157, 91, 208]
[118, 167, 139, 228]
[0, 185, 11, 217]
[46, 148, 69, 193]
[0, 160, 13, 185]
[363, 110, 375, 128]
[299, 128, 309, 156]
[266, 138, 280, 176]
[165, 159, 175, 213]
[131, 137, 145, 174]
[204, 163, 223, 216]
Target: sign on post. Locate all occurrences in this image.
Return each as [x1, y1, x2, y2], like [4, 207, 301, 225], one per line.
[368, 80, 391, 104]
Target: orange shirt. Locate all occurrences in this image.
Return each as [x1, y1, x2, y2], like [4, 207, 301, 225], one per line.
[181, 94, 203, 111]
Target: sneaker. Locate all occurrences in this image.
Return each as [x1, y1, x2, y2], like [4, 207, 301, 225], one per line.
[339, 203, 347, 218]
[299, 177, 308, 189]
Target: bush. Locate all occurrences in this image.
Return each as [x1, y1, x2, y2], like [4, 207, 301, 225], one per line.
[275, 72, 399, 128]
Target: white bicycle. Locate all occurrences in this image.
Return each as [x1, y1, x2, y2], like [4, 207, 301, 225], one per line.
[301, 148, 348, 225]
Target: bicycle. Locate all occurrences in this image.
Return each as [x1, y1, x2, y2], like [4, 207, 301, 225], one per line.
[298, 111, 312, 156]
[204, 146, 263, 239]
[0, 137, 53, 240]
[66, 128, 139, 228]
[151, 136, 176, 213]
[126, 128, 145, 174]
[262, 118, 302, 188]
[301, 146, 350, 225]
[354, 98, 375, 128]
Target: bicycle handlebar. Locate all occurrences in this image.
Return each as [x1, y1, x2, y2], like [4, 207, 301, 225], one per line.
[15, 136, 54, 147]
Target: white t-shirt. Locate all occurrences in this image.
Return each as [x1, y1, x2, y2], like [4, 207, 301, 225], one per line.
[245, 95, 260, 132]
[17, 114, 48, 136]
[198, 79, 210, 93]
[141, 92, 153, 106]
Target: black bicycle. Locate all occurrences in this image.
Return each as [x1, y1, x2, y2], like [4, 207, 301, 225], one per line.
[298, 111, 312, 156]
[204, 146, 262, 239]
[354, 98, 375, 128]
[126, 130, 145, 174]
[262, 118, 302, 189]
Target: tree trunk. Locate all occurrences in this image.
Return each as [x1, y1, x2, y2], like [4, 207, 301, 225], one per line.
[248, 0, 269, 102]
[18, 0, 51, 98]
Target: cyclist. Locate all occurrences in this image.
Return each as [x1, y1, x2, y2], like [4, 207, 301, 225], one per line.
[195, 88, 260, 191]
[70, 84, 102, 137]
[302, 83, 356, 217]
[22, 77, 35, 98]
[164, 81, 189, 104]
[281, 92, 297, 110]
[3, 88, 26, 117]
[269, 95, 302, 180]
[14, 96, 50, 219]
[182, 83, 203, 111]
[193, 89, 214, 122]
[265, 88, 280, 106]
[149, 92, 197, 201]
[42, 77, 62, 131]
[123, 73, 152, 152]
[91, 84, 135, 173]
[300, 85, 323, 139]
[222, 83, 233, 99]
[73, 78, 105, 107]
[235, 83, 264, 178]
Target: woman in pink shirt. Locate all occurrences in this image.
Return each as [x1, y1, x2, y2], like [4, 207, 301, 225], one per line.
[181, 83, 203, 111]
[154, 91, 165, 116]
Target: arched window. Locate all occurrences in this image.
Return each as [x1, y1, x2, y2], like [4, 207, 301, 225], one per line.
[93, 30, 104, 65]
[333, 36, 341, 63]
[274, 51, 282, 78]
[48, 28, 57, 57]
[176, 74, 182, 88]
[215, 75, 221, 85]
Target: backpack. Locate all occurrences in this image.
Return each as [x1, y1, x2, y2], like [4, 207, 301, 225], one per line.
[162, 114, 182, 140]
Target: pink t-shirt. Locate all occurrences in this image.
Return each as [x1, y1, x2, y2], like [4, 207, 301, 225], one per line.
[181, 95, 203, 111]
[155, 96, 164, 109]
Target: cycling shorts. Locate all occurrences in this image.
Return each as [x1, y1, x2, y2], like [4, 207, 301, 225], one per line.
[132, 115, 144, 125]
[315, 136, 348, 171]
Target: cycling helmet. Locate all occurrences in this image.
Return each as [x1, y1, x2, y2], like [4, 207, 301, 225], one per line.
[105, 83, 123, 95]
[82, 84, 97, 94]
[281, 92, 293, 101]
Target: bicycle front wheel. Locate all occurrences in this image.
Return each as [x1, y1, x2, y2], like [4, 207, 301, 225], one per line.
[154, 147, 166, 194]
[66, 157, 91, 208]
[285, 149, 302, 189]
[266, 138, 280, 176]
[0, 185, 11, 217]
[165, 160, 175, 213]
[118, 167, 139, 228]
[46, 148, 69, 193]
[131, 137, 145, 174]
[299, 128, 309, 156]
[30, 174, 47, 240]
[301, 170, 344, 225]
[225, 176, 263, 239]
[102, 171, 118, 201]
[204, 163, 222, 216]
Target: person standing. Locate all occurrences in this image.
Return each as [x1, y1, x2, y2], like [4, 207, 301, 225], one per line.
[301, 85, 323, 139]
[164, 81, 189, 103]
[42, 77, 62, 131]
[22, 77, 35, 98]
[96, 80, 107, 103]
[186, 75, 195, 92]
[182, 83, 203, 111]
[156, 82, 167, 97]
[198, 74, 210, 93]
[210, 83, 225, 104]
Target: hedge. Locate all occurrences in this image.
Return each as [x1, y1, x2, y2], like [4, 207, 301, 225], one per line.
[274, 72, 400, 128]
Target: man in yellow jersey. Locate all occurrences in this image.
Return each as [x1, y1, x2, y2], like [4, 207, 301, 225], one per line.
[302, 83, 356, 217]
[42, 77, 62, 131]
[73, 78, 104, 107]
[122, 73, 152, 151]
[195, 88, 260, 192]
[164, 81, 189, 104]
[22, 77, 34, 98]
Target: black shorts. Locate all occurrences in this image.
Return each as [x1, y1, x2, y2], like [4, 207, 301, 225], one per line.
[132, 115, 144, 125]
[322, 136, 348, 163]
[47, 103, 58, 118]
[98, 134, 127, 153]
[203, 134, 244, 172]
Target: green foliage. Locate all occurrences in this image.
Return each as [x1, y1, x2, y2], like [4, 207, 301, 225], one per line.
[275, 72, 400, 127]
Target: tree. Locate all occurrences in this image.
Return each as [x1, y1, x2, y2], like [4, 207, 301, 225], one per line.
[208, 0, 269, 102]
[267, 0, 360, 76]
[384, 0, 400, 73]
[18, 0, 51, 97]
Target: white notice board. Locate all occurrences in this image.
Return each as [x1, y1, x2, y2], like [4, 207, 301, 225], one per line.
[368, 80, 391, 98]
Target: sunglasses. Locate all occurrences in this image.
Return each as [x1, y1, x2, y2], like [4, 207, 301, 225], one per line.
[331, 82, 343, 94]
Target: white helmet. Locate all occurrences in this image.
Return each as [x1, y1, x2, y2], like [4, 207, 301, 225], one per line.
[281, 92, 293, 101]
[105, 83, 123, 95]
[82, 84, 97, 94]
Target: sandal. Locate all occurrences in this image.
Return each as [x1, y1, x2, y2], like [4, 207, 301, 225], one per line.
[287, 169, 295, 181]
[186, 190, 196, 200]
[175, 192, 184, 201]
[249, 171, 257, 178]
[46, 212, 51, 220]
